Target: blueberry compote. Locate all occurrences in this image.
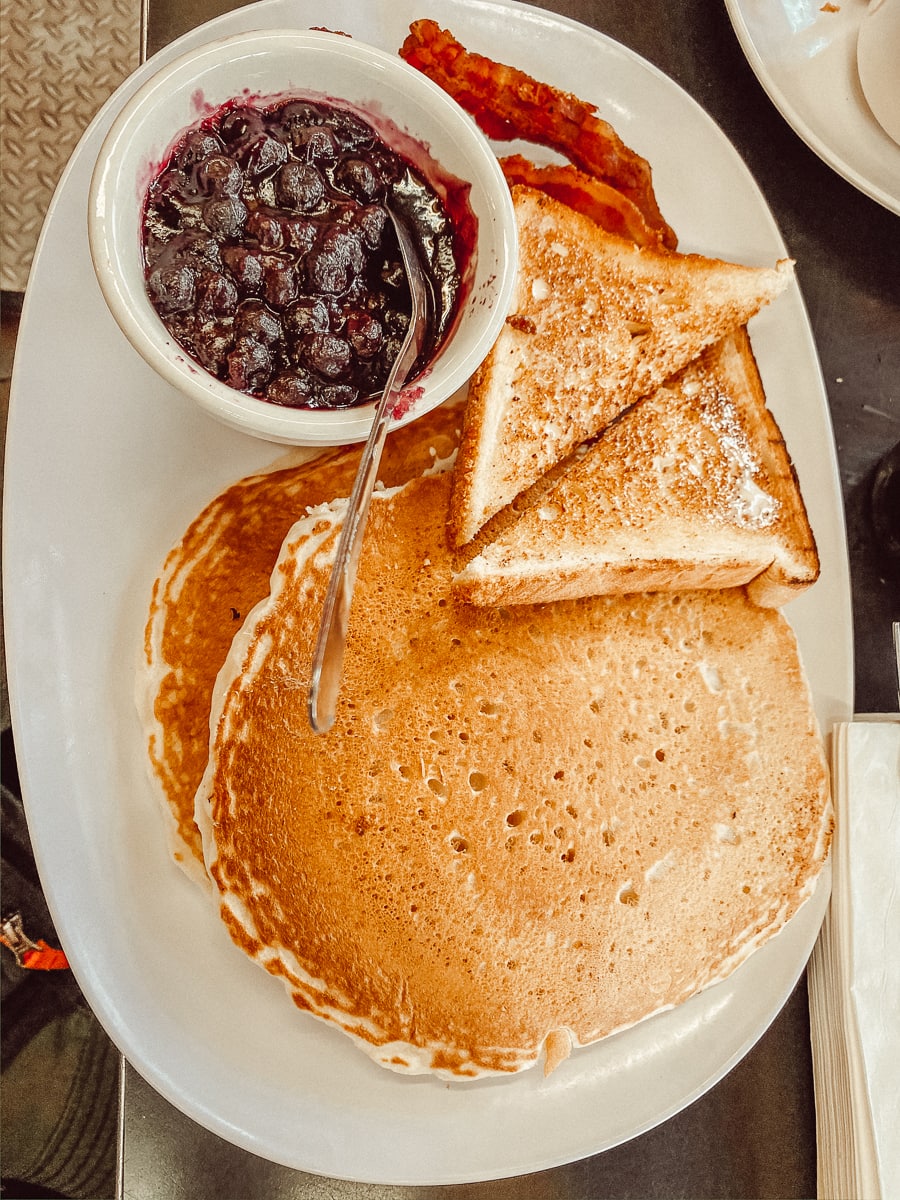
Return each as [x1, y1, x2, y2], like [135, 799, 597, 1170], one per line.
[142, 97, 463, 410]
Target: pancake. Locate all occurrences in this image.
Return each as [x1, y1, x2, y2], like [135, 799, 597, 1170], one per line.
[195, 467, 831, 1079]
[137, 400, 463, 883]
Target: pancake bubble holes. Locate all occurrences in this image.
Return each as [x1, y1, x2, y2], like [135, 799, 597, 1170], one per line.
[372, 708, 394, 731]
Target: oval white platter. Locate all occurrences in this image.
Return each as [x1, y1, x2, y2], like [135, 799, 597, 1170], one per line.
[4, 0, 851, 1184]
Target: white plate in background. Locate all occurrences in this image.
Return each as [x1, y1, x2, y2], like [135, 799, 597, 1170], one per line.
[726, 0, 900, 213]
[3, 0, 852, 1183]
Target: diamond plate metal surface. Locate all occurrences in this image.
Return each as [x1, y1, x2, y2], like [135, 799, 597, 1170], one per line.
[0, 0, 141, 292]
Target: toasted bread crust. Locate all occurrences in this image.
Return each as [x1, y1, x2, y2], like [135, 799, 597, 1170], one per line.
[449, 187, 793, 547]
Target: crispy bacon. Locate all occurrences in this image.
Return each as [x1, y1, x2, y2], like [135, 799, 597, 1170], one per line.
[499, 155, 663, 248]
[399, 20, 677, 249]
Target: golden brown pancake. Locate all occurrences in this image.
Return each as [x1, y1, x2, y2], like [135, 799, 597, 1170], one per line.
[137, 401, 463, 882]
[196, 468, 831, 1078]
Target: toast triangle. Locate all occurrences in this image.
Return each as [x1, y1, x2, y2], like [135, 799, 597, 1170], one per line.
[453, 329, 819, 607]
[449, 186, 794, 546]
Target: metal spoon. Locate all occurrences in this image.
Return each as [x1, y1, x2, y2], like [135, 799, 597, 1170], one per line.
[307, 209, 429, 733]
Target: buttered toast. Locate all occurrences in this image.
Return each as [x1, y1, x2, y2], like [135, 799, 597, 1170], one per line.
[449, 186, 794, 547]
[453, 328, 819, 607]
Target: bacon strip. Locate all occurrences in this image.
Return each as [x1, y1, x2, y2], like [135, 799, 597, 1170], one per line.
[399, 20, 677, 249]
[499, 155, 663, 248]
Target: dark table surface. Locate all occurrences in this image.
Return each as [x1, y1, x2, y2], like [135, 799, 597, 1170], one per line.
[6, 0, 899, 1196]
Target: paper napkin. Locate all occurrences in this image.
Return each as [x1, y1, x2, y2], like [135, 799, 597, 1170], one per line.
[809, 717, 900, 1200]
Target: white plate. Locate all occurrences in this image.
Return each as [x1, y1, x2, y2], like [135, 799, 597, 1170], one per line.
[4, 0, 852, 1184]
[725, 0, 900, 213]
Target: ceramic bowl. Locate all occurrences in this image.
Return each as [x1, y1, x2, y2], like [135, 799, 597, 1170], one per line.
[88, 28, 517, 445]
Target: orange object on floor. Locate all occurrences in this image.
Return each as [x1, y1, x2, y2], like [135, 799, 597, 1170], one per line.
[1, 913, 70, 970]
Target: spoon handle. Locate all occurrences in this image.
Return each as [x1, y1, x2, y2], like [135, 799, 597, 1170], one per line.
[308, 212, 428, 733]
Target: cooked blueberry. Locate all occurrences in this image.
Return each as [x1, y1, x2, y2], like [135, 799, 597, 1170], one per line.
[306, 228, 366, 295]
[267, 370, 321, 407]
[380, 333, 404, 371]
[221, 245, 264, 293]
[345, 310, 383, 358]
[175, 130, 223, 169]
[332, 201, 362, 228]
[203, 195, 248, 238]
[319, 382, 360, 409]
[281, 217, 318, 253]
[234, 299, 282, 345]
[355, 204, 388, 250]
[217, 106, 263, 147]
[226, 336, 273, 391]
[148, 229, 222, 271]
[305, 248, 348, 296]
[381, 258, 407, 290]
[141, 96, 459, 410]
[151, 166, 202, 206]
[238, 134, 288, 179]
[276, 100, 327, 135]
[196, 271, 239, 318]
[262, 257, 299, 309]
[245, 210, 285, 251]
[274, 162, 325, 212]
[192, 319, 234, 373]
[333, 157, 384, 202]
[300, 331, 352, 379]
[174, 231, 223, 268]
[352, 357, 386, 397]
[382, 306, 410, 336]
[256, 178, 278, 210]
[293, 124, 339, 162]
[197, 154, 242, 195]
[372, 146, 404, 186]
[329, 110, 375, 152]
[148, 263, 195, 313]
[283, 297, 330, 339]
